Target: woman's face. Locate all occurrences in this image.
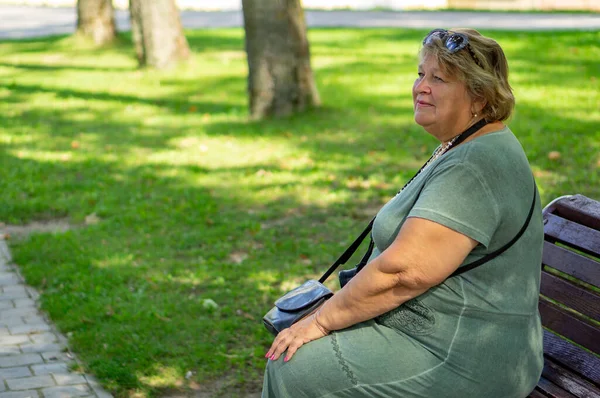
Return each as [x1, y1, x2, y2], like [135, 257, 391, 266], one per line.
[412, 55, 477, 140]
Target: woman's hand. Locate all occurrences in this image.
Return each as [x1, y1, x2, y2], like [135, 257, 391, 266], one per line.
[265, 312, 329, 362]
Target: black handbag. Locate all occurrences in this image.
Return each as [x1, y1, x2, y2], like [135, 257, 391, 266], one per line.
[262, 219, 374, 335]
[262, 280, 333, 336]
[262, 119, 536, 335]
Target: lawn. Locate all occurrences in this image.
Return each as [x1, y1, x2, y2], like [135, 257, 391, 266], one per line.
[0, 28, 599, 397]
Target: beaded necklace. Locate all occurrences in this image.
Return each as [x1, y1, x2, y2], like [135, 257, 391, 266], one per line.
[422, 133, 462, 171]
[396, 118, 488, 196]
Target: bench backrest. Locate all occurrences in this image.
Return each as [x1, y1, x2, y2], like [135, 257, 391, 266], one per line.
[539, 194, 600, 394]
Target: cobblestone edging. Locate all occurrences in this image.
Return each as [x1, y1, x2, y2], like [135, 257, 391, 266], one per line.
[0, 236, 113, 398]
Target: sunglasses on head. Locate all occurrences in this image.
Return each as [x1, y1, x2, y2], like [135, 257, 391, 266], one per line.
[423, 29, 483, 67]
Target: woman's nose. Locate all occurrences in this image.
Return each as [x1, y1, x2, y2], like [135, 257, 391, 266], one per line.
[414, 77, 430, 94]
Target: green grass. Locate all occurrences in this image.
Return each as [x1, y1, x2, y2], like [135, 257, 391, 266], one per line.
[1, 28, 599, 397]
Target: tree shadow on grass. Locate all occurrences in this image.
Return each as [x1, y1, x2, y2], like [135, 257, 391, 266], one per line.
[0, 61, 135, 73]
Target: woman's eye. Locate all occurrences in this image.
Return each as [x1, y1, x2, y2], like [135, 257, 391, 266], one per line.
[434, 75, 445, 82]
[417, 72, 424, 78]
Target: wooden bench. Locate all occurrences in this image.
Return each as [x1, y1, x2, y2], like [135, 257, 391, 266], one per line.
[529, 194, 600, 398]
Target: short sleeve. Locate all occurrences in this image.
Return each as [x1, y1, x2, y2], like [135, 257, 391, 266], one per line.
[408, 161, 500, 248]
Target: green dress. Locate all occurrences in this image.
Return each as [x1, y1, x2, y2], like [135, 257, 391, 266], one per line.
[262, 127, 544, 398]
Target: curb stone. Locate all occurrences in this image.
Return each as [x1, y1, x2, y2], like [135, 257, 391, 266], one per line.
[0, 235, 114, 398]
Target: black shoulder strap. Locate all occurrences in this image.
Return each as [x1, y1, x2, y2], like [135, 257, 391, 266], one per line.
[449, 184, 537, 277]
[318, 218, 374, 283]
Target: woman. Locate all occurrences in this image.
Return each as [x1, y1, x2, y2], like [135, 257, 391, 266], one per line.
[262, 28, 544, 398]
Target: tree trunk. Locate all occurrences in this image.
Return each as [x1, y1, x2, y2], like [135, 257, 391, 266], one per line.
[242, 0, 321, 119]
[129, 0, 190, 69]
[76, 0, 117, 46]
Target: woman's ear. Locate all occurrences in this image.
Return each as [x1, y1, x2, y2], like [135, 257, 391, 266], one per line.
[472, 97, 487, 116]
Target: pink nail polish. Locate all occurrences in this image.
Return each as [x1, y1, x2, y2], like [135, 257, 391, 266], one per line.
[284, 357, 289, 362]
[265, 353, 270, 358]
[270, 354, 276, 360]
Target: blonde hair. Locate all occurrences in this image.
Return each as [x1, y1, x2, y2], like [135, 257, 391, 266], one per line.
[420, 28, 515, 122]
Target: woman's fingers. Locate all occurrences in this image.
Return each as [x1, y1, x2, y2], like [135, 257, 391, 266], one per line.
[264, 314, 329, 362]
[283, 340, 304, 362]
[270, 331, 294, 361]
[265, 337, 278, 359]
[265, 329, 288, 359]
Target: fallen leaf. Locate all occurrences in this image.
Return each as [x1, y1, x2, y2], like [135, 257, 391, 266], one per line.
[71, 141, 80, 149]
[299, 254, 312, 265]
[188, 105, 197, 113]
[229, 251, 248, 264]
[256, 169, 272, 177]
[189, 381, 201, 390]
[251, 241, 264, 250]
[548, 151, 561, 160]
[154, 312, 171, 322]
[236, 309, 255, 320]
[85, 213, 100, 225]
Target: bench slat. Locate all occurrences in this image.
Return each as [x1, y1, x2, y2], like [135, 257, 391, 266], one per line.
[544, 214, 600, 258]
[537, 377, 578, 398]
[542, 242, 600, 288]
[542, 358, 600, 398]
[553, 195, 600, 231]
[529, 389, 548, 398]
[539, 299, 600, 354]
[543, 330, 600, 385]
[540, 272, 600, 322]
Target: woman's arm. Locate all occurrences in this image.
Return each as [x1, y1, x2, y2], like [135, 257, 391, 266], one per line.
[318, 216, 479, 331]
[266, 216, 478, 362]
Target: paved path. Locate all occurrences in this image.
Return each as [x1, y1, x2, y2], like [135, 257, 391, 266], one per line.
[0, 237, 112, 398]
[1, 5, 599, 39]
